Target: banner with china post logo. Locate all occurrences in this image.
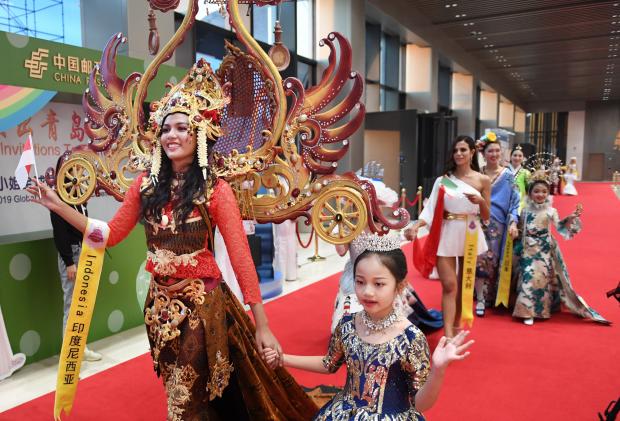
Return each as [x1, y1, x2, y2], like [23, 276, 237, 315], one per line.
[0, 30, 185, 100]
[0, 102, 121, 242]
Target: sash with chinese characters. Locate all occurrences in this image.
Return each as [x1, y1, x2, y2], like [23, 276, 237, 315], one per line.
[495, 234, 513, 308]
[460, 215, 479, 327]
[54, 219, 109, 421]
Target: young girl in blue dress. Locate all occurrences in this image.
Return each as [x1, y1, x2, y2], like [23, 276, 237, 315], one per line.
[265, 232, 474, 420]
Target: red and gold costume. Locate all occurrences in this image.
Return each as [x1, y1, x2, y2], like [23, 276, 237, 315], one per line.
[106, 171, 316, 420]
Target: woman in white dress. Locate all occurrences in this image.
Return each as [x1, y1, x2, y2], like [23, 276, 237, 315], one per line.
[562, 157, 579, 196]
[407, 136, 491, 338]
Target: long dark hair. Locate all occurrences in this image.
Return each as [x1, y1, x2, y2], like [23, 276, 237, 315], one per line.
[444, 135, 480, 174]
[141, 125, 209, 226]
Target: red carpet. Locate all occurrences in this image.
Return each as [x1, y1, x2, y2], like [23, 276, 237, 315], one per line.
[2, 182, 619, 420]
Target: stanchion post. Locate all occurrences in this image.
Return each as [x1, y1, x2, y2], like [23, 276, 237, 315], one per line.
[417, 186, 423, 215]
[400, 187, 406, 208]
[307, 232, 326, 262]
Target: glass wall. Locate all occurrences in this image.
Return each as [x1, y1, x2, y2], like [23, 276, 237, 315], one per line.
[365, 21, 406, 112]
[0, 0, 82, 46]
[438, 64, 452, 111]
[183, 1, 316, 86]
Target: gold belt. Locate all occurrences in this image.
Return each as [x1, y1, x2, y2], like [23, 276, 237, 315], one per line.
[443, 211, 468, 221]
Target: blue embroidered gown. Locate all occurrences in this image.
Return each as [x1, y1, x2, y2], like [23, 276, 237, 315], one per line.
[475, 168, 520, 306]
[318, 314, 430, 420]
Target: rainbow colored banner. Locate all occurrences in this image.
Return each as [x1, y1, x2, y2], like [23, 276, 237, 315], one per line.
[0, 84, 56, 131]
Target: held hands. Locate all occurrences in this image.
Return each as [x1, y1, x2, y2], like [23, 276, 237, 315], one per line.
[255, 326, 282, 369]
[432, 331, 474, 371]
[262, 347, 282, 369]
[25, 178, 62, 210]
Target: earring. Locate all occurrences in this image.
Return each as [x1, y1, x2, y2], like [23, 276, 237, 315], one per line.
[197, 126, 208, 181]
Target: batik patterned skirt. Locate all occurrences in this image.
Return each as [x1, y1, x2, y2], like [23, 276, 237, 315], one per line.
[144, 277, 318, 421]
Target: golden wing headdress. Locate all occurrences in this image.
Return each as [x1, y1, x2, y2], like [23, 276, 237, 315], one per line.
[54, 0, 409, 244]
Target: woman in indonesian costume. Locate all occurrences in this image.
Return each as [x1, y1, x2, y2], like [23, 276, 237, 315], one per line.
[28, 59, 317, 420]
[474, 138, 520, 317]
[407, 136, 491, 338]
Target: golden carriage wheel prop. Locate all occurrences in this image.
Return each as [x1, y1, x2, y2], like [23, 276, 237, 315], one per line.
[56, 156, 97, 206]
[311, 187, 368, 245]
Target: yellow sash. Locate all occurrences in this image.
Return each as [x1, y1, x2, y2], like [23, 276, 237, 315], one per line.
[495, 234, 513, 308]
[460, 215, 479, 327]
[54, 219, 109, 420]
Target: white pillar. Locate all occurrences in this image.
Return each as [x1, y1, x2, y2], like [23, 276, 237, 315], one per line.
[405, 44, 438, 113]
[451, 72, 475, 137]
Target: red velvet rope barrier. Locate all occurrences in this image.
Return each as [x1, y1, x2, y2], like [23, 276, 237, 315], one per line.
[390, 194, 420, 210]
[295, 224, 314, 249]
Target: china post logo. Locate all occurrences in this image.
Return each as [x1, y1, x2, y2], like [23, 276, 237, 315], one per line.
[24, 48, 50, 79]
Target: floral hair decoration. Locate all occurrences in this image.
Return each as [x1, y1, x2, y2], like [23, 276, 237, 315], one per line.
[476, 131, 498, 152]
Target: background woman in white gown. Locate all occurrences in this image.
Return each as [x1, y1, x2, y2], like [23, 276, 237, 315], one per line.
[563, 157, 579, 196]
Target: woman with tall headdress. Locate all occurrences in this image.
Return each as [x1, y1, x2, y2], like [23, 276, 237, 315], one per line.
[474, 137, 520, 316]
[27, 59, 317, 420]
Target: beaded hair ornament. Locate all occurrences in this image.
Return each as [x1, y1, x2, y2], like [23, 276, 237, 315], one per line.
[148, 58, 230, 183]
[351, 232, 401, 256]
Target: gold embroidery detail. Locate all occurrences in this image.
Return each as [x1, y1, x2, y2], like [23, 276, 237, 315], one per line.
[188, 314, 200, 330]
[164, 364, 199, 421]
[145, 280, 206, 366]
[207, 350, 234, 401]
[147, 247, 205, 276]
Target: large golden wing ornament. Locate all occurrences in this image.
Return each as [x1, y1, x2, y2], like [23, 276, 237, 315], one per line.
[57, 0, 408, 243]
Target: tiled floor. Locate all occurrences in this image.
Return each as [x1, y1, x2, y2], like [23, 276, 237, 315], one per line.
[0, 233, 348, 412]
